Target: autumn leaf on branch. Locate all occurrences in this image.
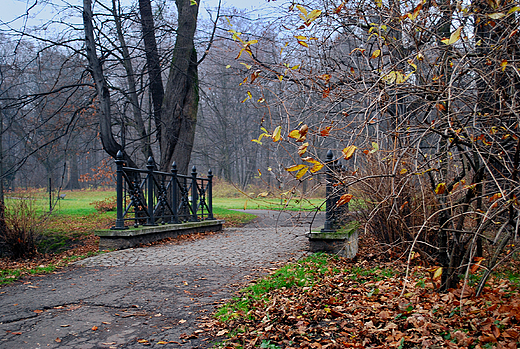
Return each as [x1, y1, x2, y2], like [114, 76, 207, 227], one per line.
[288, 124, 309, 142]
[336, 193, 353, 206]
[342, 145, 357, 160]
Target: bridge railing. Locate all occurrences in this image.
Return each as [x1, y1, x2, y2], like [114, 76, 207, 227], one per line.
[111, 151, 214, 230]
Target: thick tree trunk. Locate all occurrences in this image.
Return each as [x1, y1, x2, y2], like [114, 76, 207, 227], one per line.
[65, 153, 80, 190]
[138, 0, 164, 146]
[159, 0, 199, 173]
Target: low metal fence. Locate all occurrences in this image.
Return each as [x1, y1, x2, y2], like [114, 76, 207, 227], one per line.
[112, 151, 214, 230]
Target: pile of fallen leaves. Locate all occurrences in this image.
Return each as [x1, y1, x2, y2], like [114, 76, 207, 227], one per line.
[205, 240, 520, 348]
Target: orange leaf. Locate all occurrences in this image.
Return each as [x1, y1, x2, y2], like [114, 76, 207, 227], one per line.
[322, 88, 330, 98]
[92, 326, 98, 331]
[435, 182, 446, 195]
[337, 194, 353, 206]
[489, 193, 503, 202]
[320, 126, 332, 137]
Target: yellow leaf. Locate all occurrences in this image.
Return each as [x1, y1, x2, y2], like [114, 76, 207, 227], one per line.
[289, 130, 301, 139]
[296, 4, 308, 16]
[501, 59, 508, 71]
[278, 75, 284, 81]
[508, 6, 520, 14]
[342, 145, 357, 160]
[308, 9, 322, 20]
[318, 74, 331, 82]
[292, 64, 300, 70]
[258, 192, 269, 197]
[157, 341, 168, 345]
[240, 62, 252, 69]
[225, 65, 231, 69]
[435, 182, 446, 195]
[298, 41, 309, 48]
[294, 35, 307, 40]
[375, 0, 382, 7]
[441, 26, 462, 45]
[303, 157, 324, 173]
[272, 126, 282, 142]
[371, 49, 381, 59]
[400, 168, 408, 174]
[138, 339, 149, 343]
[337, 194, 353, 206]
[432, 267, 443, 280]
[295, 166, 308, 179]
[286, 164, 307, 172]
[257, 97, 265, 103]
[298, 142, 309, 156]
[488, 12, 505, 19]
[310, 162, 324, 173]
[241, 91, 252, 103]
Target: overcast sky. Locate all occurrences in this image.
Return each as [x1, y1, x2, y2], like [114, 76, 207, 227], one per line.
[0, 0, 274, 32]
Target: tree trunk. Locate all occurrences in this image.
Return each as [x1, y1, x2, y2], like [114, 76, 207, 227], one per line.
[65, 153, 80, 190]
[159, 0, 199, 173]
[83, 0, 136, 168]
[138, 0, 164, 146]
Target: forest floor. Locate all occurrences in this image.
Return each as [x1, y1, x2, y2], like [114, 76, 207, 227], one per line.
[203, 234, 520, 349]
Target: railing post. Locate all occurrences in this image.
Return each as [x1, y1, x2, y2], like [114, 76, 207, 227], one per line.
[112, 150, 128, 230]
[171, 162, 179, 224]
[145, 156, 157, 226]
[321, 150, 336, 233]
[207, 169, 214, 220]
[191, 165, 198, 222]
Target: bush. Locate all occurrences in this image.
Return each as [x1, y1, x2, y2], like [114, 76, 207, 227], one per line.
[0, 198, 41, 259]
[90, 196, 117, 212]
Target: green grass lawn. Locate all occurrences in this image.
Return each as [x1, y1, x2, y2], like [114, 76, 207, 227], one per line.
[213, 197, 325, 211]
[1, 188, 328, 257]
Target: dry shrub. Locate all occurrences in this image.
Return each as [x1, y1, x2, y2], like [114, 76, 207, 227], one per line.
[0, 198, 42, 259]
[351, 153, 437, 257]
[90, 196, 117, 212]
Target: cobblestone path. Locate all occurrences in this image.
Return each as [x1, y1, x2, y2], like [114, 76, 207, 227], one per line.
[0, 210, 323, 349]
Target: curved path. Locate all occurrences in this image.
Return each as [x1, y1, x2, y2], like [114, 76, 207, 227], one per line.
[0, 210, 324, 348]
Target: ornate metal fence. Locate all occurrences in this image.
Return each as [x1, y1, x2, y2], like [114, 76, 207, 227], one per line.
[321, 150, 348, 232]
[112, 151, 214, 230]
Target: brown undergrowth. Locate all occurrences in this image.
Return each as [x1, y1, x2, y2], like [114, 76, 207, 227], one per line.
[201, 234, 520, 349]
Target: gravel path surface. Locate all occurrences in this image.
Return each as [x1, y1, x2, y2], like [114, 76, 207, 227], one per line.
[0, 210, 324, 348]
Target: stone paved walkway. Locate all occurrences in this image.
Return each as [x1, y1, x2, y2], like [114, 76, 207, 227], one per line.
[0, 210, 324, 349]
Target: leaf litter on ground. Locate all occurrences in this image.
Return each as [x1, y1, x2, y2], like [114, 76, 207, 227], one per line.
[202, 235, 520, 349]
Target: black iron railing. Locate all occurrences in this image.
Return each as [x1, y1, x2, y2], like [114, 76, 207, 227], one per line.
[112, 150, 214, 230]
[321, 150, 348, 233]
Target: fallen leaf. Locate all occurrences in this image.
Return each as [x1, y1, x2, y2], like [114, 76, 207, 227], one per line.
[91, 326, 98, 331]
